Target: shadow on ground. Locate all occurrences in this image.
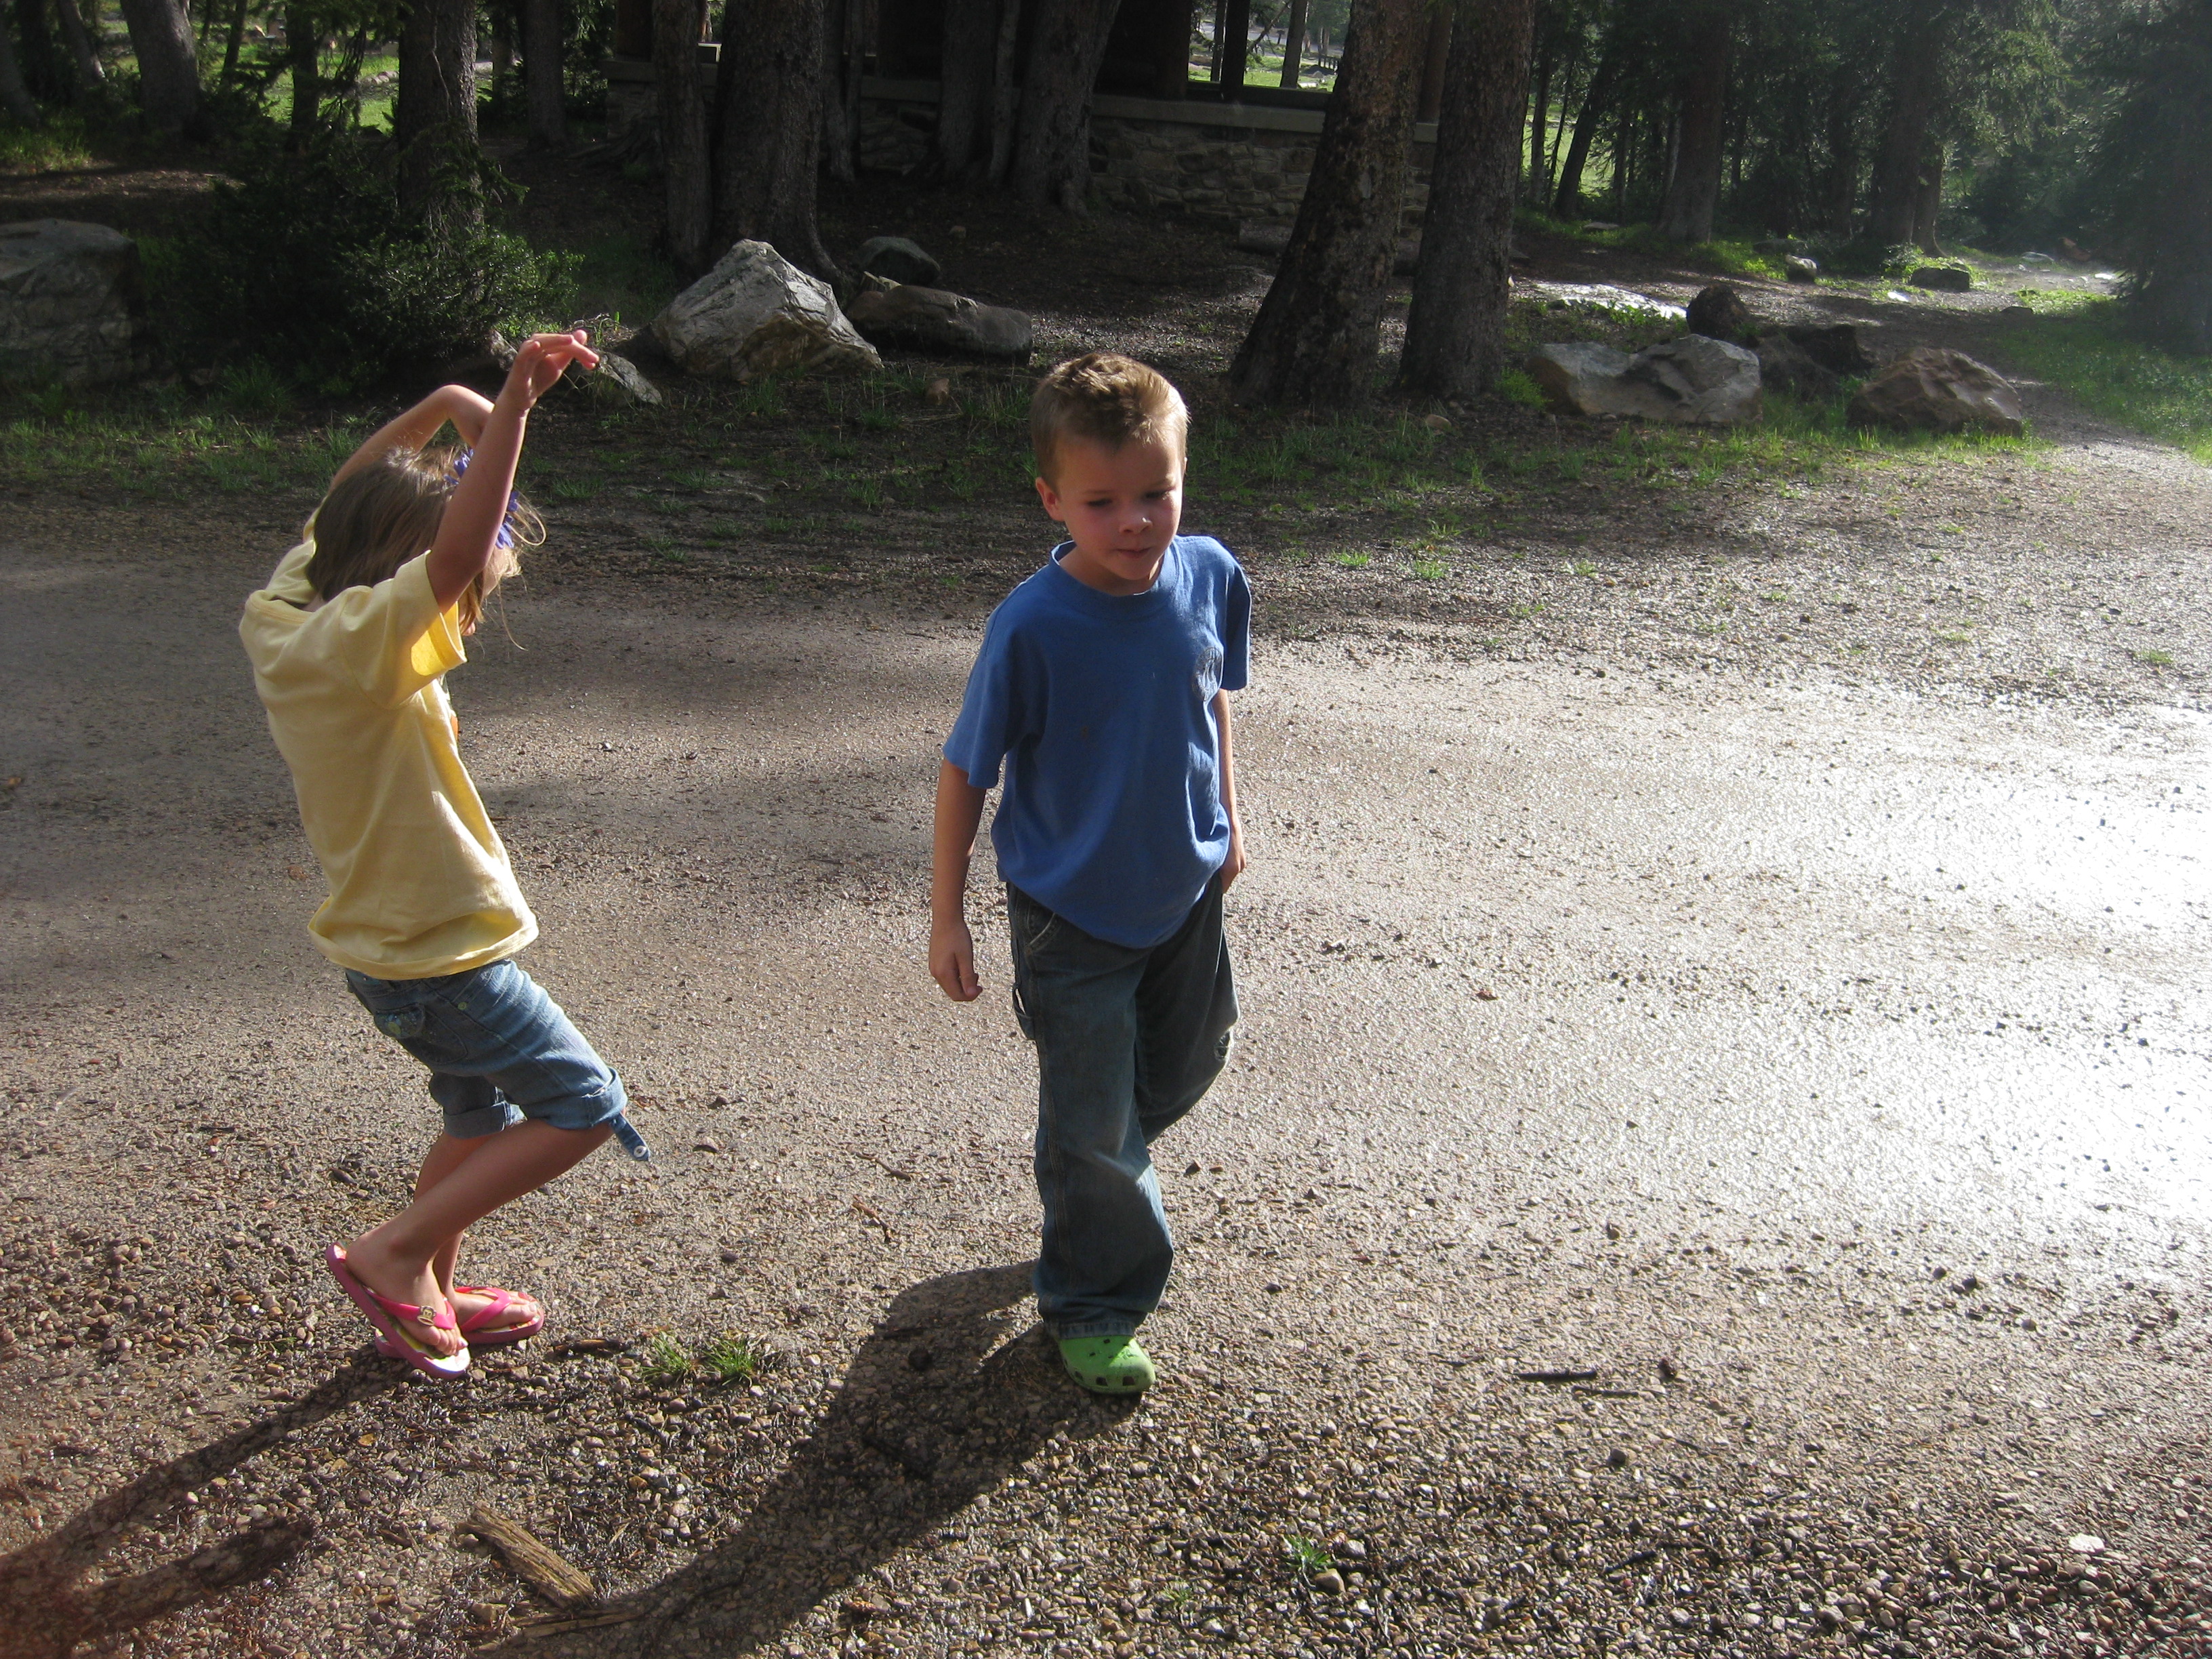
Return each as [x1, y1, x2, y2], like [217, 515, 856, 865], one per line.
[0, 1356, 400, 1659]
[539, 1262, 1132, 1658]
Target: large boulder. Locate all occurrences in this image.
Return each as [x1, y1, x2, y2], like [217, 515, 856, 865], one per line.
[1780, 322, 1876, 377]
[572, 350, 662, 407]
[844, 284, 1033, 363]
[1527, 335, 1762, 425]
[1846, 348, 2024, 437]
[0, 219, 146, 388]
[1685, 282, 1757, 344]
[1909, 264, 1973, 292]
[856, 235, 941, 287]
[651, 240, 881, 381]
[1757, 332, 1839, 399]
[1784, 255, 1819, 283]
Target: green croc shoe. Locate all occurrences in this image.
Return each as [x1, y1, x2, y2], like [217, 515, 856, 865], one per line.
[1059, 1335, 1155, 1395]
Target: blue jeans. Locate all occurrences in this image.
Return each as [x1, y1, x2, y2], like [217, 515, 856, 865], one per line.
[1008, 880, 1237, 1338]
[344, 959, 651, 1161]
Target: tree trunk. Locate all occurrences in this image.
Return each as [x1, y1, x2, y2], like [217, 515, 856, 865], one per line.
[821, 0, 866, 181]
[713, 0, 836, 277]
[1277, 0, 1305, 87]
[1399, 0, 1534, 400]
[521, 0, 567, 146]
[1909, 140, 1944, 254]
[285, 1, 320, 144]
[1654, 1, 1727, 243]
[1551, 33, 1620, 218]
[983, 0, 1021, 184]
[1218, 0, 1248, 90]
[115, 0, 200, 134]
[654, 0, 712, 270]
[1009, 0, 1124, 211]
[395, 0, 480, 222]
[1542, 35, 1578, 192]
[16, 0, 70, 104]
[0, 12, 43, 125]
[1229, 0, 1423, 407]
[1611, 102, 1630, 213]
[934, 0, 1000, 176]
[56, 0, 105, 89]
[221, 0, 247, 83]
[1525, 33, 1549, 196]
[1864, 3, 1942, 247]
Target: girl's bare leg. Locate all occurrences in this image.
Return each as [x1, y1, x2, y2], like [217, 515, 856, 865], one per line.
[345, 1121, 611, 1355]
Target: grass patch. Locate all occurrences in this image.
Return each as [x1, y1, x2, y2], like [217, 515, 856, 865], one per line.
[700, 1333, 771, 1385]
[0, 110, 100, 171]
[640, 1331, 691, 1386]
[2001, 301, 2212, 462]
[1515, 211, 1784, 281]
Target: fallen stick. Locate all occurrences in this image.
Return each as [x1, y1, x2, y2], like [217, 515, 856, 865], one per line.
[463, 1505, 598, 1612]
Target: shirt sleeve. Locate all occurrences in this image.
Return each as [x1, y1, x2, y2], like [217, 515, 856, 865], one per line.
[943, 615, 1027, 790]
[1219, 556, 1252, 694]
[316, 552, 466, 709]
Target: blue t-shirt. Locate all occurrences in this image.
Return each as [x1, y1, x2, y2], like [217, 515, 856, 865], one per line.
[944, 535, 1252, 948]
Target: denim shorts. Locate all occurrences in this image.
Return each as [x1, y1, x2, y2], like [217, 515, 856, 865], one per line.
[345, 959, 650, 1160]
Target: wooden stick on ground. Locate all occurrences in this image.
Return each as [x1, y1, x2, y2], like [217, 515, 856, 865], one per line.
[463, 1505, 598, 1612]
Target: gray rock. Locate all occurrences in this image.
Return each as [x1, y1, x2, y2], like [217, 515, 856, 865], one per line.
[570, 350, 661, 407]
[1528, 335, 1762, 425]
[1685, 283, 1757, 344]
[1909, 264, 1973, 292]
[1785, 255, 1820, 283]
[856, 235, 941, 287]
[1757, 332, 1839, 399]
[0, 219, 147, 388]
[844, 284, 1033, 363]
[651, 240, 882, 382]
[1781, 323, 1876, 377]
[1847, 347, 2023, 437]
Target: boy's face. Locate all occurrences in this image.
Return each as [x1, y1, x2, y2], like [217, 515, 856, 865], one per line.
[1035, 433, 1184, 597]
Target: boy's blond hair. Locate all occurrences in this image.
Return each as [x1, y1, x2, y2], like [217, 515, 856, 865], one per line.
[304, 447, 542, 634]
[1030, 352, 1189, 483]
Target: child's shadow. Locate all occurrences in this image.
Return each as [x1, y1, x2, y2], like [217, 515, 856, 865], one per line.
[580, 1262, 1132, 1657]
[0, 1356, 401, 1659]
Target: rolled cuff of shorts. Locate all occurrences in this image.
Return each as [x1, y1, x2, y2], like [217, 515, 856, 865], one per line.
[529, 1071, 630, 1136]
[1050, 1317, 1140, 1340]
[445, 1099, 527, 1140]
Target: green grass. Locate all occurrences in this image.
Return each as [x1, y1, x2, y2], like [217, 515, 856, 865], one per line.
[0, 109, 98, 171]
[1284, 1535, 1332, 1576]
[2135, 648, 2177, 667]
[2001, 300, 2212, 463]
[700, 1333, 771, 1385]
[640, 1332, 691, 1386]
[1513, 210, 1785, 281]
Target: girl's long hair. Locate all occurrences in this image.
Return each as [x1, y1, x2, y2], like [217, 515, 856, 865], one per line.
[303, 445, 544, 633]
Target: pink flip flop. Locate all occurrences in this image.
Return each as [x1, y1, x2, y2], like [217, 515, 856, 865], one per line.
[375, 1283, 542, 1357]
[325, 1244, 470, 1380]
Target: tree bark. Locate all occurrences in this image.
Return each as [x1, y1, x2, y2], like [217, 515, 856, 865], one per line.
[1228, 0, 1423, 407]
[521, 0, 567, 146]
[933, 0, 1000, 176]
[1654, 1, 1727, 243]
[0, 12, 42, 125]
[1525, 32, 1549, 196]
[1277, 0, 1306, 87]
[713, 0, 837, 277]
[1009, 0, 1125, 211]
[1399, 0, 1534, 399]
[395, 0, 480, 222]
[221, 0, 247, 83]
[284, 3, 319, 144]
[654, 0, 712, 270]
[821, 0, 866, 181]
[1218, 0, 1248, 90]
[984, 0, 1021, 184]
[17, 0, 70, 104]
[56, 0, 105, 89]
[1864, 2, 1944, 247]
[1910, 141, 1944, 255]
[115, 0, 200, 134]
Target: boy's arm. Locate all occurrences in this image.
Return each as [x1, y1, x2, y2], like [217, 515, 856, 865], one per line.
[329, 385, 495, 489]
[930, 758, 989, 1002]
[426, 333, 598, 611]
[1215, 689, 1246, 890]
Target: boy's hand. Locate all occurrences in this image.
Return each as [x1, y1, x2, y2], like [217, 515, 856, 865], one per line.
[501, 331, 601, 411]
[1218, 819, 1247, 891]
[930, 918, 982, 1002]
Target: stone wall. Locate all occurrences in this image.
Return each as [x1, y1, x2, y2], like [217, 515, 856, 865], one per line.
[607, 62, 1434, 233]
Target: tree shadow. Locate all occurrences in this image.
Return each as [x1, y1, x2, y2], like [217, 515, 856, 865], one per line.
[0, 1355, 401, 1659]
[546, 1262, 1132, 1658]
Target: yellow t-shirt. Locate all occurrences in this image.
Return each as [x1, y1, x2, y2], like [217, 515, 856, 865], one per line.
[239, 541, 537, 980]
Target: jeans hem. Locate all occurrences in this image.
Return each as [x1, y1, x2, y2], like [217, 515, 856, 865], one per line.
[1050, 1319, 1142, 1340]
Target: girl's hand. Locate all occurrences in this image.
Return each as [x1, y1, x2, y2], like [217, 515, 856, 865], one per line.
[501, 331, 602, 411]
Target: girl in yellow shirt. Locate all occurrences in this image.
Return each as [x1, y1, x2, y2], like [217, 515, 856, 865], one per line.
[242, 333, 646, 1380]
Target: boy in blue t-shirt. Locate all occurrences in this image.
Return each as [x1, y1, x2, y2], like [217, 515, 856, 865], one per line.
[931, 352, 1250, 1396]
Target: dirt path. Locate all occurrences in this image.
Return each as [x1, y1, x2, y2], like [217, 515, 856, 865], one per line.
[1, 466, 2207, 1654]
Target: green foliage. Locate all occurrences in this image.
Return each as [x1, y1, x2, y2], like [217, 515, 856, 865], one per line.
[152, 134, 577, 394]
[1494, 368, 1547, 409]
[0, 109, 97, 170]
[2000, 300, 2212, 460]
[699, 1333, 769, 1385]
[640, 1332, 691, 1385]
[1822, 241, 1923, 280]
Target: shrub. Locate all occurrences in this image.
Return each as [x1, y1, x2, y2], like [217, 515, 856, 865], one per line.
[154, 134, 577, 396]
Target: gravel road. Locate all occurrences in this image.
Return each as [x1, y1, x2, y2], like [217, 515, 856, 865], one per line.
[1, 448, 2207, 1657]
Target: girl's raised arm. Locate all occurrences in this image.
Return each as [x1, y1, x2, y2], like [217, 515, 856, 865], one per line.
[329, 384, 497, 489]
